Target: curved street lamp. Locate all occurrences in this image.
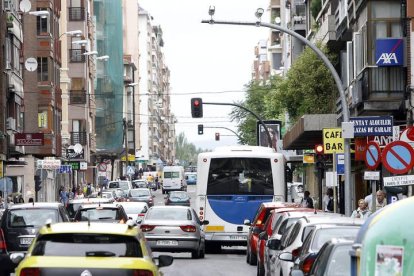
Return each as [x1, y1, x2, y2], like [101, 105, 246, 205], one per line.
[201, 9, 353, 215]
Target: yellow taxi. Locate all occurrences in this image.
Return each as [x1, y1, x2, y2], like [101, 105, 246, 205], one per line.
[11, 221, 173, 276]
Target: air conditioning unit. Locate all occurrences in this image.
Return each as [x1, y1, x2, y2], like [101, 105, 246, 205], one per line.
[6, 117, 16, 131]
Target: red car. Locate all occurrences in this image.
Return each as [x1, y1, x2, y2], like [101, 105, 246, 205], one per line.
[245, 202, 300, 265]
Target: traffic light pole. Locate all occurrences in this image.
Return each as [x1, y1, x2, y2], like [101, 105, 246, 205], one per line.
[204, 126, 242, 141]
[201, 19, 353, 216]
[203, 102, 273, 149]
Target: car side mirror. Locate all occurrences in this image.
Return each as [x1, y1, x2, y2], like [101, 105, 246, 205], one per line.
[243, 219, 251, 226]
[279, 252, 294, 262]
[266, 238, 281, 250]
[158, 255, 174, 268]
[258, 231, 268, 241]
[10, 253, 25, 264]
[202, 220, 209, 225]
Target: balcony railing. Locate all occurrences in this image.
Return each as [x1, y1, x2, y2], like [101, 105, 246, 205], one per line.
[69, 49, 86, 63]
[71, 131, 87, 145]
[69, 7, 85, 21]
[70, 90, 87, 104]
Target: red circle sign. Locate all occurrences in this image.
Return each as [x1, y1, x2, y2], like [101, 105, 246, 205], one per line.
[365, 141, 381, 170]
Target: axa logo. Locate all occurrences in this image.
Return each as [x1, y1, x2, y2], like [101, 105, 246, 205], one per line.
[376, 53, 398, 65]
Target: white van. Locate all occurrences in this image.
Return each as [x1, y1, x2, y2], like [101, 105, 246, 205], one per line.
[162, 166, 187, 194]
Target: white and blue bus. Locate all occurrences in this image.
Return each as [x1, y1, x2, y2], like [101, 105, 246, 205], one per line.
[195, 146, 285, 251]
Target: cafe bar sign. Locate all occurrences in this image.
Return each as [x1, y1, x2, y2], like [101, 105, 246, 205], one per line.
[15, 133, 44, 146]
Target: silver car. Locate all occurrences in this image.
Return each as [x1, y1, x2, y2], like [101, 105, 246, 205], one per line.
[140, 206, 209, 259]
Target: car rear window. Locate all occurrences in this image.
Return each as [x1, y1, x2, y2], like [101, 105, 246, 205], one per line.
[122, 205, 147, 214]
[169, 192, 189, 200]
[146, 208, 191, 220]
[31, 234, 143, 257]
[78, 208, 121, 221]
[130, 190, 150, 197]
[8, 209, 58, 227]
[164, 172, 180, 178]
[108, 182, 119, 188]
[311, 227, 359, 251]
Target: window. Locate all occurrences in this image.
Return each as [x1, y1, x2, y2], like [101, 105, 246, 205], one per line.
[8, 209, 58, 228]
[31, 234, 142, 257]
[37, 57, 48, 82]
[36, 10, 50, 35]
[38, 111, 48, 128]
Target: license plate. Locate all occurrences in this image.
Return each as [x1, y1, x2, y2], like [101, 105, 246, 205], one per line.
[156, 240, 178, 246]
[230, 235, 247, 240]
[20, 237, 34, 245]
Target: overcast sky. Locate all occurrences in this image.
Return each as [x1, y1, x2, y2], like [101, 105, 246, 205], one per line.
[139, 0, 269, 150]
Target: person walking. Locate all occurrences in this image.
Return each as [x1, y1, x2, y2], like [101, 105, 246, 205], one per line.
[351, 199, 371, 219]
[301, 191, 314, 208]
[366, 190, 387, 212]
[323, 188, 334, 212]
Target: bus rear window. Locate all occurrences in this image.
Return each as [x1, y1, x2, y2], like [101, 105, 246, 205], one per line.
[206, 157, 274, 195]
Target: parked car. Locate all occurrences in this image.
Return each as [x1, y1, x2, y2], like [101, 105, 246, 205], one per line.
[271, 216, 363, 276]
[66, 197, 113, 219]
[132, 179, 148, 188]
[117, 201, 149, 224]
[164, 191, 191, 206]
[128, 188, 154, 207]
[101, 190, 117, 201]
[0, 202, 70, 253]
[108, 180, 132, 195]
[140, 206, 209, 259]
[244, 202, 300, 265]
[291, 223, 360, 275]
[106, 188, 128, 202]
[291, 238, 354, 276]
[10, 222, 173, 275]
[73, 203, 130, 223]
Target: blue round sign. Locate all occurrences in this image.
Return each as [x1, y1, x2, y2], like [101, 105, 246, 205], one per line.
[381, 141, 414, 174]
[365, 142, 381, 170]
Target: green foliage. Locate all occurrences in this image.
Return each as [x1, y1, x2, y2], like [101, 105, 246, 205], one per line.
[175, 132, 207, 166]
[311, 0, 322, 20]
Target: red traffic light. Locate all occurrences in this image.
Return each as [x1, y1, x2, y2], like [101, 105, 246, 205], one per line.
[194, 100, 200, 106]
[315, 144, 324, 154]
[191, 98, 203, 118]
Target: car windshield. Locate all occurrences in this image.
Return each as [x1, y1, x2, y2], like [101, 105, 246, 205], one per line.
[78, 208, 120, 221]
[31, 234, 142, 257]
[146, 208, 191, 220]
[130, 190, 150, 197]
[325, 244, 352, 276]
[169, 192, 189, 200]
[311, 227, 359, 251]
[8, 209, 58, 227]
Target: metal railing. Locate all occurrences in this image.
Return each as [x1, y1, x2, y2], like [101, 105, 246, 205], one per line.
[68, 7, 85, 21]
[69, 49, 86, 63]
[70, 131, 87, 145]
[69, 90, 87, 104]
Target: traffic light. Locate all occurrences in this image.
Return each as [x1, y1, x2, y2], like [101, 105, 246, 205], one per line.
[34, 175, 42, 192]
[198, 124, 204, 135]
[191, 98, 203, 118]
[215, 133, 220, 141]
[314, 144, 325, 171]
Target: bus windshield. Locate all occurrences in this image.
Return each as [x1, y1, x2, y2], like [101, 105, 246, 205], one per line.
[206, 157, 274, 195]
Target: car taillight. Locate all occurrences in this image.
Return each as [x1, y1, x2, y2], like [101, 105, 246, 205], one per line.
[21, 268, 41, 276]
[292, 248, 300, 258]
[302, 255, 317, 273]
[140, 224, 156, 232]
[133, 269, 154, 276]
[180, 225, 196, 232]
[0, 229, 7, 252]
[138, 213, 145, 217]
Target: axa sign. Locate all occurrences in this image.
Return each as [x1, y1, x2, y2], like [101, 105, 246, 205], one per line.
[376, 38, 404, 66]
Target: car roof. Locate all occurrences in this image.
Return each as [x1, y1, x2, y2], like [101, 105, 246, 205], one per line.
[7, 202, 63, 210]
[260, 202, 300, 209]
[150, 205, 191, 210]
[130, 188, 151, 191]
[271, 207, 317, 214]
[78, 203, 122, 209]
[69, 198, 112, 203]
[117, 202, 148, 207]
[39, 222, 139, 236]
[298, 215, 364, 225]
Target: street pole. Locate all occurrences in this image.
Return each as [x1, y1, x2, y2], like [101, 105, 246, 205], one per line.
[203, 102, 274, 150]
[202, 18, 352, 215]
[123, 118, 129, 180]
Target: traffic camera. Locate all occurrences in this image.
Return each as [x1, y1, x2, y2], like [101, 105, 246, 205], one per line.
[191, 98, 203, 118]
[198, 124, 204, 135]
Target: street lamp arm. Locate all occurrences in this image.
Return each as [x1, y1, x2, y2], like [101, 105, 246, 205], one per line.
[203, 102, 273, 149]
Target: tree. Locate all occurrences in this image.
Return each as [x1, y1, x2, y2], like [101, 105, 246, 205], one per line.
[175, 132, 207, 166]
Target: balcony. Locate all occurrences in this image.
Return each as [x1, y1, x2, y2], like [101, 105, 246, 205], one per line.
[71, 131, 87, 145]
[69, 7, 85, 21]
[70, 90, 87, 104]
[69, 49, 86, 63]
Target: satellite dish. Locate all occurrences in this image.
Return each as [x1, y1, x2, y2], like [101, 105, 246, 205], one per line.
[74, 143, 83, 154]
[25, 58, 38, 72]
[20, 0, 31, 13]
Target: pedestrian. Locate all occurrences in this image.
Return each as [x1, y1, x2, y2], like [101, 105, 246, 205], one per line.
[366, 190, 387, 212]
[351, 199, 371, 219]
[301, 191, 314, 208]
[323, 188, 334, 212]
[60, 187, 68, 207]
[85, 183, 92, 197]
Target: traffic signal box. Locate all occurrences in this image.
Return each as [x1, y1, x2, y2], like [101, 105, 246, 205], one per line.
[314, 144, 326, 171]
[198, 124, 204, 135]
[215, 133, 220, 141]
[191, 98, 203, 118]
